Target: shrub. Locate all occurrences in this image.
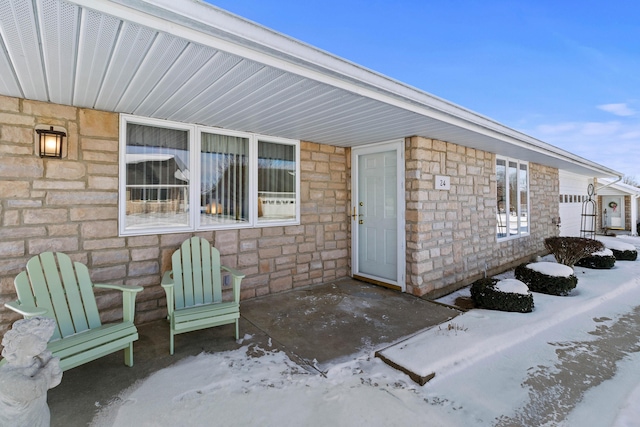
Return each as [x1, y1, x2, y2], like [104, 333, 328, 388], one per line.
[515, 262, 577, 296]
[544, 237, 604, 267]
[470, 278, 534, 313]
[611, 248, 638, 261]
[575, 249, 616, 269]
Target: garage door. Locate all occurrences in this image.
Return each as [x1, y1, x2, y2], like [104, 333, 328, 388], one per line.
[559, 171, 591, 237]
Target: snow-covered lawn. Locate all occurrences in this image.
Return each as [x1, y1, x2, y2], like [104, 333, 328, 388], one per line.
[92, 236, 640, 427]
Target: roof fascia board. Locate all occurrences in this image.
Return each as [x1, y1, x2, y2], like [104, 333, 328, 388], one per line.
[67, 0, 622, 178]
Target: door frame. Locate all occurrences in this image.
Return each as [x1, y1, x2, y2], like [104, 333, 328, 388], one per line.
[351, 139, 406, 291]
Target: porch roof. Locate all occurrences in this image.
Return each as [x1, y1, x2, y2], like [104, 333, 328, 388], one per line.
[0, 0, 622, 178]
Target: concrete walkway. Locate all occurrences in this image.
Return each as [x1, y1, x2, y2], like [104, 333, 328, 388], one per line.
[48, 279, 460, 427]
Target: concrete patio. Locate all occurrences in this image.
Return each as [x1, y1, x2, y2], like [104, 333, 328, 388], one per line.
[48, 278, 460, 426]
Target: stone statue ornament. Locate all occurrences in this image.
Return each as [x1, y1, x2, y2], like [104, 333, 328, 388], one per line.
[0, 317, 63, 427]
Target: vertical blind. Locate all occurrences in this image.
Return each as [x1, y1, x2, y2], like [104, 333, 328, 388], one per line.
[201, 133, 249, 223]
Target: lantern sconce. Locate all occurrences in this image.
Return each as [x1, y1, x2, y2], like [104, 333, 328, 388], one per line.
[35, 125, 66, 158]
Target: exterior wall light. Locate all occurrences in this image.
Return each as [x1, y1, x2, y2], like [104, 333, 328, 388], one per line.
[36, 125, 66, 158]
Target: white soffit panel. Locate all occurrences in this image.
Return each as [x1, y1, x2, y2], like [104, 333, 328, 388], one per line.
[133, 43, 219, 117]
[74, 8, 120, 107]
[0, 41, 22, 97]
[0, 0, 47, 100]
[200, 71, 306, 125]
[95, 21, 156, 110]
[115, 33, 188, 113]
[39, 0, 79, 106]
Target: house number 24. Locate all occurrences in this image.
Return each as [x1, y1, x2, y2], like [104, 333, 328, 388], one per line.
[435, 175, 451, 190]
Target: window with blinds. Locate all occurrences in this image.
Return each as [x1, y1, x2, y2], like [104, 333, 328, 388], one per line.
[496, 157, 529, 240]
[120, 115, 299, 235]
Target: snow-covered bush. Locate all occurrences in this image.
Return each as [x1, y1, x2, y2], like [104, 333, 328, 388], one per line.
[515, 261, 577, 296]
[575, 248, 616, 269]
[470, 278, 534, 313]
[596, 237, 638, 261]
[543, 237, 604, 267]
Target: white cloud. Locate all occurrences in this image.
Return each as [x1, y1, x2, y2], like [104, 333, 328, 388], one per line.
[597, 103, 636, 117]
[526, 120, 640, 177]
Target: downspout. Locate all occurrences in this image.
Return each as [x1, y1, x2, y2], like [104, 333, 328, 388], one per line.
[628, 190, 640, 236]
[595, 176, 623, 192]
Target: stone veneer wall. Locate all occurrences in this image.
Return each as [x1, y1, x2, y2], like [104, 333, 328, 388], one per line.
[405, 136, 559, 298]
[0, 95, 349, 336]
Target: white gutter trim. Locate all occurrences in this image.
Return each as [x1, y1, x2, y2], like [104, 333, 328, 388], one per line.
[596, 176, 624, 192]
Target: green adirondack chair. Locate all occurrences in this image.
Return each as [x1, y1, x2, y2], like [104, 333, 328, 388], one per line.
[4, 252, 143, 371]
[161, 236, 245, 355]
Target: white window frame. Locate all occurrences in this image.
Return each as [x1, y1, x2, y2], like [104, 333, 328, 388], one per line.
[119, 114, 300, 236]
[496, 156, 530, 241]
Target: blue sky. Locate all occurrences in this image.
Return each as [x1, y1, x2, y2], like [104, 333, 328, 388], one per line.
[206, 1, 639, 179]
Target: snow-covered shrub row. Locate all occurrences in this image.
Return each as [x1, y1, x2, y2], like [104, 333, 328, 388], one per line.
[515, 261, 577, 296]
[612, 248, 638, 261]
[470, 278, 534, 313]
[543, 237, 604, 267]
[596, 237, 638, 261]
[575, 248, 616, 269]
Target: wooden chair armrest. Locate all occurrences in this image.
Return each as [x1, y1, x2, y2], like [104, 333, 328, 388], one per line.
[221, 266, 244, 303]
[161, 271, 174, 288]
[221, 265, 245, 279]
[94, 284, 142, 323]
[161, 271, 175, 316]
[95, 283, 143, 293]
[5, 301, 48, 317]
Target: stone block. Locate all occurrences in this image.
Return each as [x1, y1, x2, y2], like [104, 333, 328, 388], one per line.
[127, 235, 159, 247]
[0, 241, 24, 257]
[128, 261, 159, 277]
[46, 191, 117, 206]
[0, 157, 43, 178]
[131, 247, 160, 261]
[88, 176, 118, 190]
[28, 237, 78, 254]
[45, 161, 86, 180]
[81, 221, 118, 238]
[0, 95, 19, 112]
[0, 113, 34, 126]
[47, 224, 79, 236]
[24, 208, 68, 224]
[90, 265, 126, 283]
[83, 238, 125, 250]
[91, 249, 130, 266]
[0, 181, 29, 198]
[79, 109, 118, 138]
[23, 99, 77, 119]
[1, 125, 32, 144]
[70, 207, 117, 221]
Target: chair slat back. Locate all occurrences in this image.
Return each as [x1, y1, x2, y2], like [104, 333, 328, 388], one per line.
[21, 252, 102, 340]
[171, 237, 222, 310]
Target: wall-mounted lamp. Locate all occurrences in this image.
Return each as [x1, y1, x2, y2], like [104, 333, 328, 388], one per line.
[36, 125, 66, 158]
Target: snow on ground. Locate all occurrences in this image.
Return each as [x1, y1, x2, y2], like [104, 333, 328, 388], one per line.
[597, 236, 637, 252]
[92, 237, 640, 427]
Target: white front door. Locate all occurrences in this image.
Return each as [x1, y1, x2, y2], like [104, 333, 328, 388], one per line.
[351, 140, 405, 291]
[603, 195, 624, 229]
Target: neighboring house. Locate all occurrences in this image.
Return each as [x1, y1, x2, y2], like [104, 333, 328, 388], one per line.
[559, 172, 640, 237]
[595, 179, 640, 236]
[0, 0, 622, 334]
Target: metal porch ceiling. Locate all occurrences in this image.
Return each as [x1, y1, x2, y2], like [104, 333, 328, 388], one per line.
[0, 0, 621, 178]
